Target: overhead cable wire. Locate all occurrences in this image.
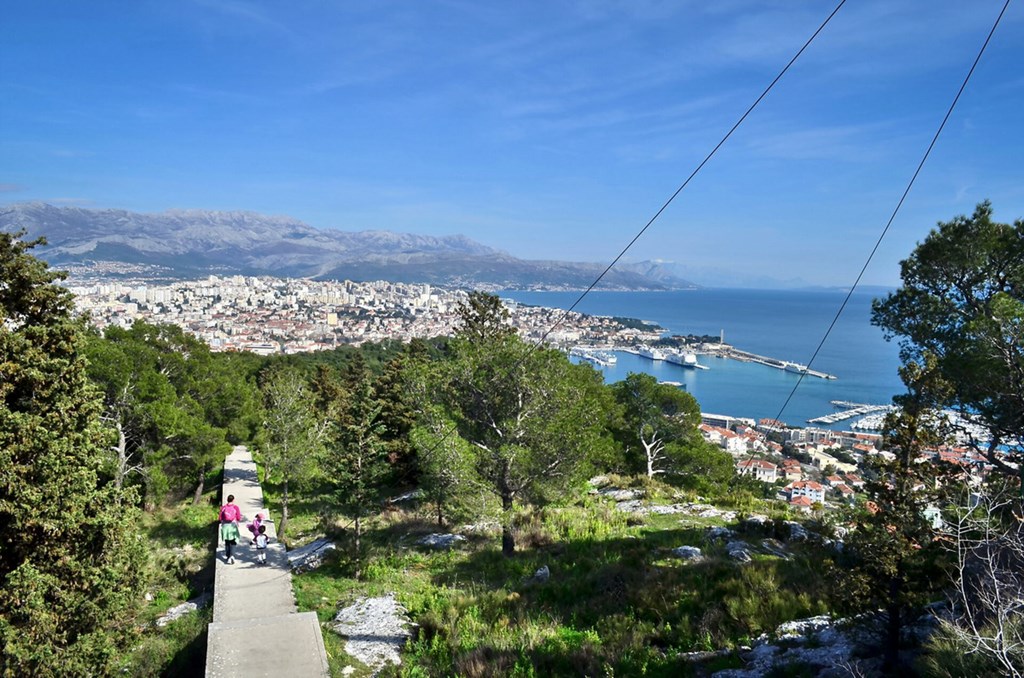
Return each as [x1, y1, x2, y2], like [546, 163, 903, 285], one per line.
[733, 0, 1014, 488]
[531, 0, 849, 348]
[766, 0, 1012, 432]
[416, 0, 849, 462]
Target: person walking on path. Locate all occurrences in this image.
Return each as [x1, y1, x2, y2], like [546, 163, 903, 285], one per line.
[253, 525, 270, 565]
[245, 511, 266, 543]
[219, 494, 242, 524]
[219, 494, 243, 564]
[221, 520, 240, 564]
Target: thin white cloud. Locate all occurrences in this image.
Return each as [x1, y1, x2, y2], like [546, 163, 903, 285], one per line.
[188, 0, 298, 40]
[745, 122, 899, 163]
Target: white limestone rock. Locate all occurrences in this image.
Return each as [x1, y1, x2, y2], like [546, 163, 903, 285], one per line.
[706, 526, 735, 542]
[672, 545, 704, 561]
[726, 541, 754, 563]
[416, 533, 466, 549]
[155, 592, 211, 627]
[333, 594, 412, 672]
[287, 538, 336, 572]
[600, 487, 643, 501]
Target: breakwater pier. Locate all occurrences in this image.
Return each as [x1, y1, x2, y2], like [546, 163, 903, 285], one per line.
[718, 347, 836, 380]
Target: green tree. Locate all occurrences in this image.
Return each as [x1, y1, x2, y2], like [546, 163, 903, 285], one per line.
[329, 376, 389, 578]
[454, 290, 516, 343]
[411, 420, 480, 528]
[0, 233, 146, 675]
[612, 372, 702, 478]
[84, 321, 244, 506]
[373, 349, 419, 483]
[436, 328, 612, 556]
[260, 367, 326, 539]
[404, 344, 482, 528]
[872, 201, 1024, 472]
[838, 357, 952, 672]
[671, 439, 735, 492]
[81, 329, 147, 491]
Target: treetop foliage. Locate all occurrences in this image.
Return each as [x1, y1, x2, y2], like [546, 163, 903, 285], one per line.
[873, 201, 1024, 460]
[1, 233, 146, 676]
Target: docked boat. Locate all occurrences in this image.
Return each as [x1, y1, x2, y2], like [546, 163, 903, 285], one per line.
[667, 351, 707, 369]
[638, 346, 667, 361]
[571, 349, 617, 367]
[783, 361, 808, 374]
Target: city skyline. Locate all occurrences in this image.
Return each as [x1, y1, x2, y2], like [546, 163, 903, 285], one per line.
[2, 1, 1023, 287]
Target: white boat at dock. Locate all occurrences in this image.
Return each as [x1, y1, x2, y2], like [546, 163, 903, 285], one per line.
[569, 348, 617, 367]
[667, 351, 709, 370]
[638, 346, 667, 361]
[809, 403, 893, 425]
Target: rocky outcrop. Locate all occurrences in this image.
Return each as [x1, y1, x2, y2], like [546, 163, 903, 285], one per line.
[287, 538, 336, 572]
[155, 592, 212, 627]
[333, 594, 413, 674]
[712, 616, 872, 678]
[415, 533, 466, 549]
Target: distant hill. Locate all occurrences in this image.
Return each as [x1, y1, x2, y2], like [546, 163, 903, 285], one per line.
[0, 203, 696, 290]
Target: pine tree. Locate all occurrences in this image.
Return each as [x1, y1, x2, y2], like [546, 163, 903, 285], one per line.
[838, 357, 953, 671]
[330, 376, 389, 579]
[259, 367, 326, 539]
[433, 298, 613, 556]
[0, 232, 146, 675]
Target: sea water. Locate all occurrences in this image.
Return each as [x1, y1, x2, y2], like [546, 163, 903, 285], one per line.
[501, 288, 905, 429]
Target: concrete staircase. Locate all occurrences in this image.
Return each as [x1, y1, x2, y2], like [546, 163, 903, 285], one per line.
[205, 446, 330, 678]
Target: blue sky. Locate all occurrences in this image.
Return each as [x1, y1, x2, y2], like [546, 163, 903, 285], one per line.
[2, 0, 1022, 287]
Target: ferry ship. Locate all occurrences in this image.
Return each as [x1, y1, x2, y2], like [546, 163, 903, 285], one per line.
[666, 351, 708, 370]
[782, 361, 808, 374]
[638, 346, 667, 361]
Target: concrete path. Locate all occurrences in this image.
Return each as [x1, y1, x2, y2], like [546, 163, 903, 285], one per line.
[206, 446, 330, 678]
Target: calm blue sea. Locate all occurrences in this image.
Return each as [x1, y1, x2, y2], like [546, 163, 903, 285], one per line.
[501, 288, 905, 429]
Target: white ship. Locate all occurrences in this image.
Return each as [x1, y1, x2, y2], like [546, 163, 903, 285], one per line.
[667, 351, 708, 369]
[638, 346, 667, 361]
[783, 361, 808, 374]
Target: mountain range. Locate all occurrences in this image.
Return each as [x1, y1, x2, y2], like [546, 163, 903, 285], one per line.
[0, 203, 696, 290]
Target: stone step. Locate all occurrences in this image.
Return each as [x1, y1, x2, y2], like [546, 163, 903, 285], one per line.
[206, 446, 329, 677]
[206, 611, 329, 678]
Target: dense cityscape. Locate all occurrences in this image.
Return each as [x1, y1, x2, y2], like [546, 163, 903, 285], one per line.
[66, 274, 664, 354]
[66, 273, 999, 507]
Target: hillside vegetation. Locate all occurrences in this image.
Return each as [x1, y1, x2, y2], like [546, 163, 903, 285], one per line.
[4, 203, 1023, 676]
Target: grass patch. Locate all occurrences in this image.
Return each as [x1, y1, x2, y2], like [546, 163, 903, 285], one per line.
[287, 481, 837, 676]
[124, 486, 221, 674]
[118, 606, 212, 677]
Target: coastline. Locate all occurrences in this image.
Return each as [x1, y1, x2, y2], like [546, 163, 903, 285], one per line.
[503, 288, 903, 428]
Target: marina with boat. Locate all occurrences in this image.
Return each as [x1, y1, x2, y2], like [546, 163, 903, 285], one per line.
[808, 401, 893, 425]
[568, 347, 618, 367]
[575, 341, 837, 379]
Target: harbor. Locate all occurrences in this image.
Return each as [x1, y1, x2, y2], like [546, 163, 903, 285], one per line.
[718, 347, 837, 380]
[506, 289, 904, 428]
[625, 346, 709, 370]
[569, 347, 618, 367]
[626, 344, 834, 379]
[808, 401, 893, 425]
